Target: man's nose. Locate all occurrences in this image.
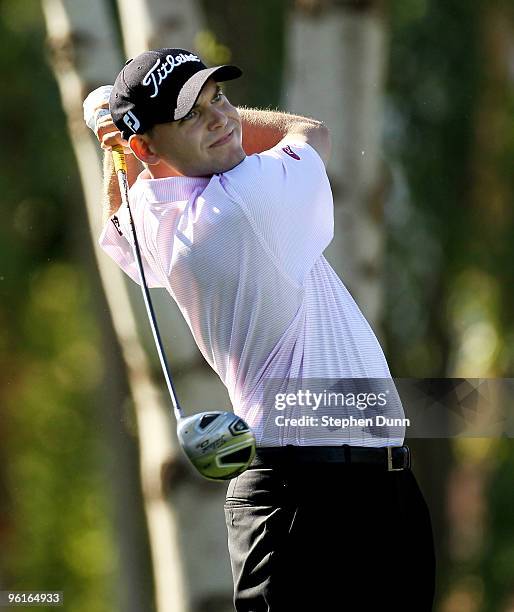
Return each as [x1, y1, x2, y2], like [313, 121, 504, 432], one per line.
[207, 106, 228, 130]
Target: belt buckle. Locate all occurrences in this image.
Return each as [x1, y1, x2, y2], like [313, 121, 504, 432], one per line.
[387, 446, 405, 472]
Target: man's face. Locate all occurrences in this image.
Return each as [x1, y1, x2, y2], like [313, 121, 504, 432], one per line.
[144, 78, 245, 177]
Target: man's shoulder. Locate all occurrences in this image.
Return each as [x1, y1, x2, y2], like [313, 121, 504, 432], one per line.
[128, 174, 212, 208]
[228, 140, 323, 173]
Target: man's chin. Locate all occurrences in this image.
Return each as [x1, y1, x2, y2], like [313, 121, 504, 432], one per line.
[182, 149, 246, 177]
[214, 150, 246, 174]
[223, 155, 246, 173]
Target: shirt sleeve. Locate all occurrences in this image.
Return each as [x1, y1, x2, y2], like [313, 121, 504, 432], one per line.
[218, 139, 334, 286]
[98, 203, 164, 289]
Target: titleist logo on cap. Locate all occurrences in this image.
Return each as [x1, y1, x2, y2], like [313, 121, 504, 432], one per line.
[142, 53, 201, 98]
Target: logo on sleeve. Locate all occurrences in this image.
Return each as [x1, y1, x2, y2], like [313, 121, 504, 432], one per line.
[111, 215, 123, 236]
[282, 145, 301, 160]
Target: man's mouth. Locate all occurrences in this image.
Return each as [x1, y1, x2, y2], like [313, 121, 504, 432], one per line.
[210, 130, 234, 147]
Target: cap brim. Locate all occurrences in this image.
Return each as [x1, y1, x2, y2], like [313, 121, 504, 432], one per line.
[174, 65, 242, 120]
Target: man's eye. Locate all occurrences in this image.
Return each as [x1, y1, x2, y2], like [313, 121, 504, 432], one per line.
[213, 91, 224, 102]
[182, 110, 197, 122]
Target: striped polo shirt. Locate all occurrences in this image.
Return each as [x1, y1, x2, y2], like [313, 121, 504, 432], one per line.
[99, 139, 406, 447]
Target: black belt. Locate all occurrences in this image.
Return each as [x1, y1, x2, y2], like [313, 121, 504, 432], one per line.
[252, 445, 411, 472]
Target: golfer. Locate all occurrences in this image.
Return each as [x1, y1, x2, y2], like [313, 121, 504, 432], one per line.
[87, 48, 436, 611]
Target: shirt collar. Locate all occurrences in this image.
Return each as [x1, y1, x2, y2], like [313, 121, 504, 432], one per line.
[134, 173, 212, 202]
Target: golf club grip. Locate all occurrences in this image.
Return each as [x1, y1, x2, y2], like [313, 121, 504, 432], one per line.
[111, 145, 127, 173]
[111, 146, 130, 212]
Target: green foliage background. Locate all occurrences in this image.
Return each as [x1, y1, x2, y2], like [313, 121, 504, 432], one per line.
[386, 1, 514, 610]
[0, 1, 117, 610]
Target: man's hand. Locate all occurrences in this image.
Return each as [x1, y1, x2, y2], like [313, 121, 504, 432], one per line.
[96, 111, 132, 153]
[83, 85, 132, 154]
[83, 86, 142, 224]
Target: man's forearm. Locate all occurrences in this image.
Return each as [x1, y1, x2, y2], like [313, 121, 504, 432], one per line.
[102, 152, 143, 225]
[237, 107, 324, 155]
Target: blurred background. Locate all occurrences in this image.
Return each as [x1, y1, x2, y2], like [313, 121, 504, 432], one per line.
[1, 0, 514, 611]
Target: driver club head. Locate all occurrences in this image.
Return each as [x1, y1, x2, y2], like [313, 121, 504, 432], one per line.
[177, 411, 256, 481]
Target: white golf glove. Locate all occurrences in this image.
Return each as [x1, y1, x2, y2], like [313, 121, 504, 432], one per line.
[83, 85, 132, 154]
[83, 85, 113, 133]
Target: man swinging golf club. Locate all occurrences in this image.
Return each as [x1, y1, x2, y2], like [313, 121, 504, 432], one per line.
[84, 48, 436, 611]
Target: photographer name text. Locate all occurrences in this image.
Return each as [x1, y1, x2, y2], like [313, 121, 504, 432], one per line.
[274, 415, 410, 428]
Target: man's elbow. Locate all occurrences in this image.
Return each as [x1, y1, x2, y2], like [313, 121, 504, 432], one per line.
[318, 123, 331, 165]
[311, 122, 331, 166]
[285, 120, 332, 165]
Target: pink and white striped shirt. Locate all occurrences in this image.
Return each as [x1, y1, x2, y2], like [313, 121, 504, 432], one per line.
[99, 139, 405, 447]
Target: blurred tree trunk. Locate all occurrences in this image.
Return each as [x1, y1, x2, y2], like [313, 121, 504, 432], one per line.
[284, 0, 389, 334]
[40, 1, 174, 611]
[41, 0, 235, 611]
[115, 2, 236, 612]
[115, 0, 203, 55]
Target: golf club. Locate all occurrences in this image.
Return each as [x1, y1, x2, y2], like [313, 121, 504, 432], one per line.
[83, 88, 256, 481]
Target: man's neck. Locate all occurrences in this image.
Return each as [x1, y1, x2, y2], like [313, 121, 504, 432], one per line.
[143, 163, 215, 181]
[146, 160, 184, 179]
[144, 160, 217, 181]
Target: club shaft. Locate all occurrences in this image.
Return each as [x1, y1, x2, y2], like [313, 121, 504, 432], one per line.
[112, 146, 184, 422]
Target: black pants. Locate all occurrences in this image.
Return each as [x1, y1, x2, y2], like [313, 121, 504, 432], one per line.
[224, 461, 435, 611]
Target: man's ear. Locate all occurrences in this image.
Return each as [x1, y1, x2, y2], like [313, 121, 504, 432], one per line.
[129, 134, 160, 165]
